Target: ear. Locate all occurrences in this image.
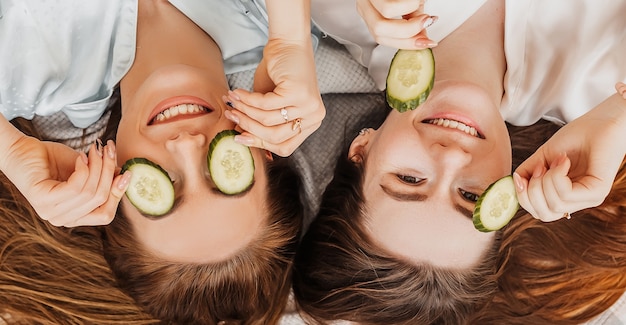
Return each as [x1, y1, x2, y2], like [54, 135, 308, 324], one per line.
[264, 150, 274, 161]
[348, 128, 374, 164]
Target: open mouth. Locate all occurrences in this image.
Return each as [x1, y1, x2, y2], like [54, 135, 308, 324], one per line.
[424, 118, 484, 139]
[150, 104, 211, 125]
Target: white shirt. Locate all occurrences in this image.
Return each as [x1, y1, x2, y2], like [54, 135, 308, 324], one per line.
[0, 0, 137, 128]
[311, 0, 488, 90]
[312, 0, 626, 125]
[501, 0, 626, 125]
[0, 0, 320, 128]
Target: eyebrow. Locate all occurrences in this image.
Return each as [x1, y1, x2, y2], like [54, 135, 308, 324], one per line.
[381, 185, 474, 220]
[138, 180, 256, 220]
[381, 185, 427, 202]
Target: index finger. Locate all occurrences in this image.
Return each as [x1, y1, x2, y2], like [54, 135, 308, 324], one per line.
[230, 89, 291, 112]
[64, 172, 131, 227]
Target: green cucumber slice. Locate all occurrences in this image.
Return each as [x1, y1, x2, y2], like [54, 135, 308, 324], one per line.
[120, 157, 175, 217]
[386, 48, 435, 112]
[473, 175, 519, 232]
[207, 130, 255, 195]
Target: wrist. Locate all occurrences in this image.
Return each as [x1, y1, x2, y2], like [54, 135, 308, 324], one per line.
[266, 0, 311, 41]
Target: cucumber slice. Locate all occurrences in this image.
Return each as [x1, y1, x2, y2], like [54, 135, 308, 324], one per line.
[386, 48, 435, 112]
[120, 157, 175, 217]
[473, 175, 519, 232]
[207, 130, 255, 195]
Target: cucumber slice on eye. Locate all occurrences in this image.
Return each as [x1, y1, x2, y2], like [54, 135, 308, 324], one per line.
[207, 129, 255, 195]
[386, 48, 435, 112]
[120, 157, 175, 217]
[473, 175, 519, 232]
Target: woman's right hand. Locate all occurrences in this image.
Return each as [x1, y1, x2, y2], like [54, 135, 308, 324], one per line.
[513, 92, 626, 222]
[0, 116, 130, 227]
[356, 0, 438, 49]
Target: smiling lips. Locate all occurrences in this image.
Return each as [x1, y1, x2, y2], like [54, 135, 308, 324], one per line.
[151, 104, 209, 124]
[425, 118, 483, 138]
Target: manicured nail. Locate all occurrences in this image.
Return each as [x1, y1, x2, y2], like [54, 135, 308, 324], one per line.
[512, 172, 524, 192]
[228, 90, 241, 101]
[118, 171, 132, 190]
[106, 140, 116, 159]
[95, 139, 104, 157]
[234, 135, 254, 146]
[423, 15, 438, 29]
[415, 38, 438, 48]
[224, 110, 239, 124]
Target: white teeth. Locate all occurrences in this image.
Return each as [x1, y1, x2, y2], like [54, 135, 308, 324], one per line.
[428, 118, 480, 138]
[153, 104, 207, 123]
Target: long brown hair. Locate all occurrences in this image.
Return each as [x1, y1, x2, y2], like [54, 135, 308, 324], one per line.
[293, 152, 501, 325]
[103, 158, 302, 324]
[470, 122, 626, 324]
[0, 173, 156, 324]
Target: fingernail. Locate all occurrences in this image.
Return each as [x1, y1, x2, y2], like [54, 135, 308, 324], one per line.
[118, 171, 132, 190]
[106, 140, 116, 159]
[222, 95, 234, 107]
[234, 135, 254, 146]
[512, 172, 524, 192]
[423, 15, 438, 29]
[95, 139, 104, 157]
[415, 38, 438, 48]
[228, 90, 241, 101]
[224, 110, 239, 124]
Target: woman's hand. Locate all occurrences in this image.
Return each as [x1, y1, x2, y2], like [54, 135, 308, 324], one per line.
[513, 92, 626, 222]
[356, 0, 437, 49]
[224, 38, 325, 157]
[0, 118, 130, 227]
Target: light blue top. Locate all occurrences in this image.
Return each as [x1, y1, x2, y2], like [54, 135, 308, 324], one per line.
[0, 0, 319, 128]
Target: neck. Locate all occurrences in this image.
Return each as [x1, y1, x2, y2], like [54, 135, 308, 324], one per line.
[120, 0, 226, 111]
[431, 0, 506, 107]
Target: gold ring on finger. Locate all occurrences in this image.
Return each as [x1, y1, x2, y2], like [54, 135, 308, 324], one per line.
[291, 118, 302, 131]
[280, 107, 289, 121]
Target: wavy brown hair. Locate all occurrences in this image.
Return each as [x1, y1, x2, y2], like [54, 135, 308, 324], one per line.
[469, 122, 626, 324]
[0, 94, 303, 324]
[103, 157, 302, 324]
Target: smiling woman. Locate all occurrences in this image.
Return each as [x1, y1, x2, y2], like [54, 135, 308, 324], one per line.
[0, 0, 312, 323]
[295, 0, 626, 323]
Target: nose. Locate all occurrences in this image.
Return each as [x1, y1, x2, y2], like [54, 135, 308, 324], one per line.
[165, 132, 207, 153]
[165, 132, 208, 170]
[430, 142, 472, 167]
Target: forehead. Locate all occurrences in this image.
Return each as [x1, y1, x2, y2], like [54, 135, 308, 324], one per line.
[363, 195, 495, 269]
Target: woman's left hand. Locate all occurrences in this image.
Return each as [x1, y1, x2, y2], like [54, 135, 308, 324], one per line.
[223, 38, 325, 157]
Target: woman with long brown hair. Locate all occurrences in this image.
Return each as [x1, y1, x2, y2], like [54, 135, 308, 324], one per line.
[293, 0, 626, 323]
[0, 0, 315, 323]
